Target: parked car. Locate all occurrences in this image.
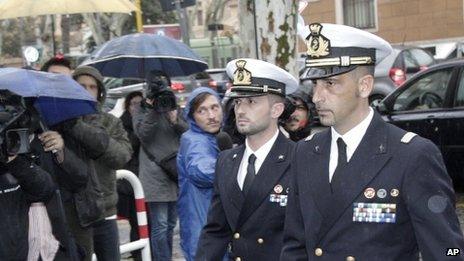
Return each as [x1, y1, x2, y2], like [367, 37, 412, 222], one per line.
[206, 68, 232, 97]
[372, 45, 436, 105]
[300, 45, 436, 106]
[103, 70, 224, 116]
[376, 59, 464, 188]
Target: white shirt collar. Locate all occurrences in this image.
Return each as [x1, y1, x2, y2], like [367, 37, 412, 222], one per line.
[237, 130, 280, 189]
[328, 108, 374, 182]
[244, 129, 280, 163]
[331, 107, 374, 160]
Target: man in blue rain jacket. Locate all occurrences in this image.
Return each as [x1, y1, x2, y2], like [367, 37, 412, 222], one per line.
[177, 87, 224, 261]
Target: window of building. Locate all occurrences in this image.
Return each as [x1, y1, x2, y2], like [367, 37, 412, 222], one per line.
[343, 0, 377, 30]
[197, 10, 203, 26]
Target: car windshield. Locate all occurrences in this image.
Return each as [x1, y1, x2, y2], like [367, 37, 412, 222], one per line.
[104, 77, 144, 90]
[209, 72, 228, 81]
[393, 68, 452, 111]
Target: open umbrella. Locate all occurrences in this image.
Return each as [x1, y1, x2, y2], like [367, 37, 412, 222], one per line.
[0, 68, 97, 126]
[0, 0, 138, 54]
[82, 33, 209, 78]
[0, 0, 137, 19]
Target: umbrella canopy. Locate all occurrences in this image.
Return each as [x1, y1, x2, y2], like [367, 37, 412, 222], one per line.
[0, 0, 137, 19]
[0, 68, 97, 126]
[82, 33, 208, 78]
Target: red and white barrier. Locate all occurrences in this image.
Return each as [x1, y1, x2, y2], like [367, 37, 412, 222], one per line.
[92, 169, 151, 261]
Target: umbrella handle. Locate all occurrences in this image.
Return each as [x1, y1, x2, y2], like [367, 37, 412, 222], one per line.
[38, 120, 58, 154]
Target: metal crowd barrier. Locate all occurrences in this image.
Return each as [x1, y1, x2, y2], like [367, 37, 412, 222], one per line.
[92, 169, 151, 261]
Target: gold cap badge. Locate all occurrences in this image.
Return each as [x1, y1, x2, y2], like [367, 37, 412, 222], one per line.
[306, 23, 330, 58]
[233, 60, 252, 85]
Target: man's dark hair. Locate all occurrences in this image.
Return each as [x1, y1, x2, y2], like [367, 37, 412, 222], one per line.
[124, 91, 143, 112]
[189, 92, 214, 117]
[359, 65, 375, 77]
[40, 56, 72, 72]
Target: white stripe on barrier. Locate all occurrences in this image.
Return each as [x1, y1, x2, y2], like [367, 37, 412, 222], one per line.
[137, 212, 148, 226]
[92, 170, 151, 261]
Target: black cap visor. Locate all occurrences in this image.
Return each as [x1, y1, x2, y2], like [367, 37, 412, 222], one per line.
[303, 65, 359, 80]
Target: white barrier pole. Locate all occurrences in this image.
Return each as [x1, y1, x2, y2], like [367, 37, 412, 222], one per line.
[91, 170, 151, 261]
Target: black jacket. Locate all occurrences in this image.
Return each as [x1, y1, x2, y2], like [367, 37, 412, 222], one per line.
[196, 132, 294, 261]
[281, 112, 464, 261]
[0, 155, 55, 260]
[30, 137, 88, 260]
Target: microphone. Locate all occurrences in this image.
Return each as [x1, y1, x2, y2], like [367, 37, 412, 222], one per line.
[216, 131, 233, 151]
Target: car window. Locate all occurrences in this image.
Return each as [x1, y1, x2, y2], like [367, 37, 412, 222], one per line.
[403, 49, 435, 72]
[102, 97, 118, 112]
[104, 78, 124, 89]
[209, 72, 228, 81]
[454, 70, 464, 107]
[392, 68, 452, 111]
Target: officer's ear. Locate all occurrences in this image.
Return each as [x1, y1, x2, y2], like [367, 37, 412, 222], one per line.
[357, 74, 374, 99]
[271, 101, 285, 119]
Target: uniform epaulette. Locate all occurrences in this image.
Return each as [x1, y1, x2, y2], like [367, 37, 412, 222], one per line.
[401, 132, 417, 144]
[304, 133, 316, 142]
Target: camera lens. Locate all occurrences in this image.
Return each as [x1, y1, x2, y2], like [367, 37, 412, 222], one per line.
[6, 131, 20, 155]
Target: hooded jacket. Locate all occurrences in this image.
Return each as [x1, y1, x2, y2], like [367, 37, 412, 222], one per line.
[176, 87, 222, 261]
[71, 67, 132, 216]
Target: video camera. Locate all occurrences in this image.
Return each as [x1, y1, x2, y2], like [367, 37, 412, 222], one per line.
[279, 96, 297, 125]
[0, 90, 40, 163]
[145, 70, 177, 113]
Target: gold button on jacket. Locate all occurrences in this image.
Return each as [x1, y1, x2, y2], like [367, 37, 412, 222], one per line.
[346, 256, 355, 261]
[257, 238, 264, 244]
[315, 248, 323, 256]
[233, 233, 240, 239]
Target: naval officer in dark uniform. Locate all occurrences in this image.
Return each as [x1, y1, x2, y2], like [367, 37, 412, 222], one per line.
[280, 23, 464, 261]
[196, 58, 298, 261]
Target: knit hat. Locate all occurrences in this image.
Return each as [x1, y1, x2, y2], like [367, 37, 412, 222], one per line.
[73, 66, 106, 102]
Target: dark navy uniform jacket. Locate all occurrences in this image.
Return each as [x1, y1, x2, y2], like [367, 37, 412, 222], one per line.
[281, 113, 464, 261]
[196, 132, 295, 261]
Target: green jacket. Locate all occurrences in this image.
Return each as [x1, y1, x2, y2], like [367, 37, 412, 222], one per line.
[70, 113, 132, 216]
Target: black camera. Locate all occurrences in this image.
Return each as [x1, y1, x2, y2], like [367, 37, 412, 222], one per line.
[145, 70, 177, 113]
[279, 96, 297, 125]
[0, 90, 39, 163]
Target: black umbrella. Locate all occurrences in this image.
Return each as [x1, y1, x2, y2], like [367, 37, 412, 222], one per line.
[83, 33, 208, 78]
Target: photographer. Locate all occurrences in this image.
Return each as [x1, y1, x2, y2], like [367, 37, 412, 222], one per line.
[0, 154, 55, 259]
[282, 92, 314, 141]
[132, 70, 187, 261]
[0, 90, 88, 260]
[0, 97, 56, 259]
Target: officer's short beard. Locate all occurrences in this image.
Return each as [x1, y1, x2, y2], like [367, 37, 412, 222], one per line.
[237, 117, 271, 136]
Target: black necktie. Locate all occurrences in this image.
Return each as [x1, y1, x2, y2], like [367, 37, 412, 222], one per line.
[331, 138, 347, 188]
[243, 154, 257, 195]
[336, 137, 347, 168]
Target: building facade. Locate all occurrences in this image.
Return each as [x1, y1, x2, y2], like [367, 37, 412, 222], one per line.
[300, 0, 464, 58]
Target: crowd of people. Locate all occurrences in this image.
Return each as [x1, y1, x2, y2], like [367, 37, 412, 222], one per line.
[1, 21, 464, 261]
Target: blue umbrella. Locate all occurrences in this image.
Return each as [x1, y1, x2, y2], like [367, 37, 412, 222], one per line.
[0, 68, 97, 126]
[82, 33, 208, 78]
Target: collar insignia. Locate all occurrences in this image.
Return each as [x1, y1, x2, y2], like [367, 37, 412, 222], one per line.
[305, 23, 330, 58]
[233, 60, 252, 85]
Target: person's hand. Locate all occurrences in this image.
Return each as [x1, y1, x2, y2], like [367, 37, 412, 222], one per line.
[145, 98, 155, 106]
[38, 131, 64, 153]
[167, 109, 178, 124]
[7, 155, 17, 163]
